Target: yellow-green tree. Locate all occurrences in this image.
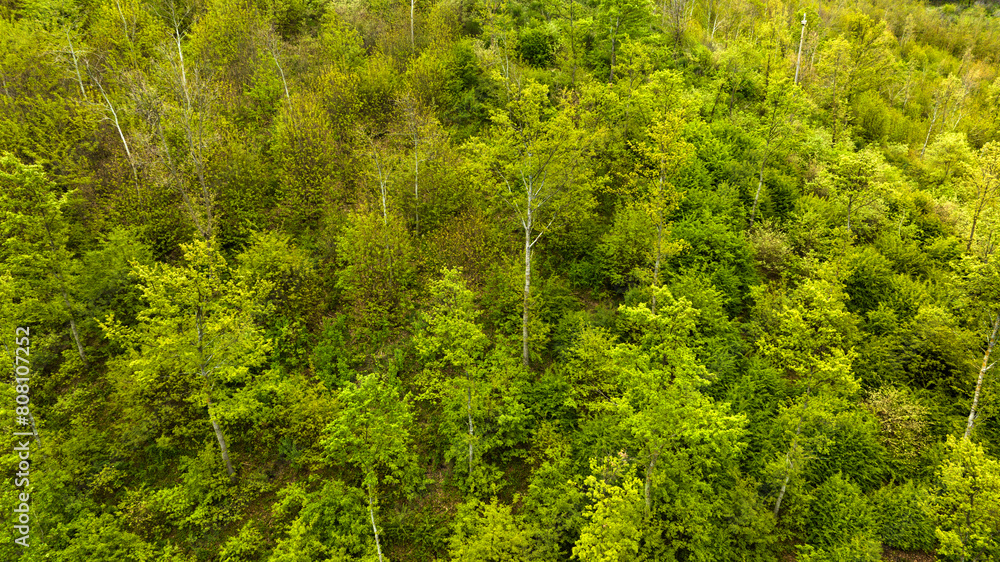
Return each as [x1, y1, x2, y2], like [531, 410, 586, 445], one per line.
[477, 80, 599, 367]
[102, 238, 272, 479]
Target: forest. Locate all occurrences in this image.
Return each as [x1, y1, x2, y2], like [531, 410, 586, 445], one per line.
[2, 0, 1000, 558]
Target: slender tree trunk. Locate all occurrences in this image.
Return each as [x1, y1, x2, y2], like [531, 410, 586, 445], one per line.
[705, 0, 713, 38]
[847, 197, 853, 232]
[774, 389, 809, 517]
[964, 314, 1000, 440]
[270, 45, 290, 100]
[794, 14, 807, 85]
[410, 0, 415, 50]
[208, 397, 236, 479]
[967, 176, 993, 253]
[968, 209, 981, 254]
[644, 452, 658, 516]
[709, 83, 722, 121]
[93, 75, 138, 185]
[67, 31, 87, 99]
[764, 50, 772, 91]
[197, 299, 234, 479]
[750, 162, 765, 228]
[921, 98, 941, 158]
[569, 0, 577, 87]
[368, 488, 385, 562]
[414, 144, 420, 237]
[467, 383, 475, 485]
[523, 222, 532, 367]
[64, 294, 87, 364]
[653, 222, 662, 314]
[171, 5, 213, 241]
[609, 15, 620, 83]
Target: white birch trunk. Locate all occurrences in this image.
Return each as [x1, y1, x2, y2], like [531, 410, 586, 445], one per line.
[964, 314, 1000, 440]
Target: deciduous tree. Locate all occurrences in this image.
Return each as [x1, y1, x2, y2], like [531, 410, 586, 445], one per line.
[477, 81, 599, 367]
[101, 237, 272, 479]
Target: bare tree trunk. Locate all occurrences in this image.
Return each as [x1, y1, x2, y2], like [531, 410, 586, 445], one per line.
[414, 144, 420, 237]
[921, 97, 941, 159]
[609, 15, 620, 82]
[774, 390, 809, 517]
[197, 298, 234, 479]
[467, 383, 475, 483]
[968, 171, 996, 253]
[66, 30, 87, 99]
[208, 397, 236, 479]
[523, 222, 532, 367]
[964, 314, 1000, 440]
[170, 3, 214, 241]
[92, 73, 139, 185]
[269, 43, 290, 100]
[794, 14, 807, 85]
[644, 452, 658, 516]
[64, 293, 87, 364]
[410, 0, 416, 50]
[368, 488, 385, 562]
[705, 0, 713, 38]
[652, 221, 662, 314]
[750, 162, 765, 228]
[569, 0, 578, 87]
[969, 206, 982, 254]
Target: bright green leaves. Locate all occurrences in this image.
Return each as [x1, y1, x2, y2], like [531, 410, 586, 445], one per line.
[323, 373, 419, 495]
[268, 480, 376, 562]
[414, 267, 488, 377]
[322, 372, 420, 560]
[573, 454, 644, 562]
[932, 435, 1000, 561]
[831, 147, 885, 233]
[414, 267, 530, 495]
[568, 289, 749, 559]
[449, 497, 538, 561]
[484, 80, 599, 230]
[753, 276, 859, 393]
[0, 153, 88, 361]
[104, 238, 271, 386]
[101, 237, 272, 478]
[0, 152, 73, 286]
[596, 0, 653, 81]
[476, 78, 600, 366]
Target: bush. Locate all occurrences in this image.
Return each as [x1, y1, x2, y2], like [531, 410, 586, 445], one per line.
[805, 473, 878, 550]
[872, 481, 936, 551]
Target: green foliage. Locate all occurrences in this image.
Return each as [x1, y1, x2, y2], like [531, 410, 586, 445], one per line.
[932, 436, 1000, 561]
[100, 237, 273, 478]
[572, 454, 644, 562]
[335, 210, 417, 338]
[804, 473, 878, 550]
[872, 481, 936, 551]
[311, 314, 358, 389]
[0, 153, 86, 356]
[9, 0, 1000, 558]
[448, 497, 537, 561]
[268, 480, 376, 561]
[323, 373, 420, 495]
[518, 24, 558, 68]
